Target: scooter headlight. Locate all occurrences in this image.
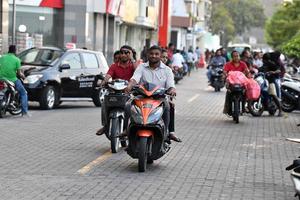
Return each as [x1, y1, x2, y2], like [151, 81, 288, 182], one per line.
[147, 106, 163, 124]
[131, 105, 143, 124]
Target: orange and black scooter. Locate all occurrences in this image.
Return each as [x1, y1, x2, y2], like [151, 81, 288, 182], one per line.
[127, 82, 171, 172]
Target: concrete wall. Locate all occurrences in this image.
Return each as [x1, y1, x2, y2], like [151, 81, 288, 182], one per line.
[63, 0, 87, 48]
[1, 0, 9, 53]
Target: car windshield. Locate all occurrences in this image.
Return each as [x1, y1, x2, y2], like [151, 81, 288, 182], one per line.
[18, 48, 63, 66]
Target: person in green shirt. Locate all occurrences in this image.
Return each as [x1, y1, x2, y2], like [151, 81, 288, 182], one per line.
[0, 45, 29, 116]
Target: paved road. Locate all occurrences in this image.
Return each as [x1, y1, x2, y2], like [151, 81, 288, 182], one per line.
[0, 69, 299, 200]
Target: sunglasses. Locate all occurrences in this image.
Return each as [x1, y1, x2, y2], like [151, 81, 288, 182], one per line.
[120, 50, 130, 55]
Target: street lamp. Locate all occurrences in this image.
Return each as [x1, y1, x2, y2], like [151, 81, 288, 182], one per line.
[12, 0, 16, 45]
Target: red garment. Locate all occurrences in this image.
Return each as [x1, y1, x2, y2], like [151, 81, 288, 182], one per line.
[107, 61, 135, 81]
[224, 61, 248, 73]
[167, 49, 173, 60]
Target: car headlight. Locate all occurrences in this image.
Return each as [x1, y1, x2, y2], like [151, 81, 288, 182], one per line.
[147, 106, 163, 124]
[131, 105, 143, 124]
[24, 74, 43, 84]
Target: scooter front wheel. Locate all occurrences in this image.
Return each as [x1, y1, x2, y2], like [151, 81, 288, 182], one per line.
[110, 118, 120, 153]
[138, 137, 148, 172]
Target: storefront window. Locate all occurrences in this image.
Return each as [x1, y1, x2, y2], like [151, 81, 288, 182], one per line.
[9, 5, 58, 47]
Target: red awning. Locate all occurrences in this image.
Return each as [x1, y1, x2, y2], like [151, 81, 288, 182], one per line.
[40, 0, 63, 8]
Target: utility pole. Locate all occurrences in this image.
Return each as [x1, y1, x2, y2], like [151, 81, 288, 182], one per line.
[12, 0, 16, 45]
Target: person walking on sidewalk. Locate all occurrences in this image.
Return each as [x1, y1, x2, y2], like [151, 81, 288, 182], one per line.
[0, 45, 29, 117]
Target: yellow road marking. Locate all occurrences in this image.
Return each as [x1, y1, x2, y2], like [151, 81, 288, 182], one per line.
[188, 94, 200, 103]
[77, 150, 112, 175]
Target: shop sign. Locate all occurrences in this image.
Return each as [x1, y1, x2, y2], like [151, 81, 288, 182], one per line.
[106, 0, 125, 17]
[8, 0, 63, 8]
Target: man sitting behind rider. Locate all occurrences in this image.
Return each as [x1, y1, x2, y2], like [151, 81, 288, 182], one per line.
[223, 50, 249, 115]
[207, 48, 226, 83]
[125, 45, 182, 142]
[96, 45, 136, 136]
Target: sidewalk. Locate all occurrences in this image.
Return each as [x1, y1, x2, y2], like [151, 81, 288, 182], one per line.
[0, 69, 299, 200]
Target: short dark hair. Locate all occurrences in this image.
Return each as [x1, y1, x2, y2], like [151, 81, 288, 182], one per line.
[8, 45, 16, 54]
[113, 50, 120, 57]
[148, 45, 162, 53]
[231, 50, 239, 57]
[161, 48, 167, 53]
[120, 45, 133, 52]
[168, 43, 174, 48]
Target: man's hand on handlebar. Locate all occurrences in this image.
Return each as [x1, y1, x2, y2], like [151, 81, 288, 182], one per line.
[167, 87, 176, 97]
[125, 79, 137, 94]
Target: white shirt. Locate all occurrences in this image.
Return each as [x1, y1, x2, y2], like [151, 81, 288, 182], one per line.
[172, 53, 185, 68]
[131, 61, 175, 89]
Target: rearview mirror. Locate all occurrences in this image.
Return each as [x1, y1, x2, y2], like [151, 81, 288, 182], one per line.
[59, 64, 71, 71]
[96, 73, 105, 80]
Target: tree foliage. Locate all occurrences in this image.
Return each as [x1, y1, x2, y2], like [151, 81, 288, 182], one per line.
[281, 32, 300, 58]
[210, 0, 266, 46]
[265, 1, 300, 49]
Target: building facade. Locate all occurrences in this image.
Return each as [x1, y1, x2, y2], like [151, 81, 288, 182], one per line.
[0, 0, 162, 64]
[0, 0, 9, 54]
[170, 0, 212, 51]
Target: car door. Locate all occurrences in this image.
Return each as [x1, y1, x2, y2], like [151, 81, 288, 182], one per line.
[59, 52, 83, 97]
[80, 52, 102, 96]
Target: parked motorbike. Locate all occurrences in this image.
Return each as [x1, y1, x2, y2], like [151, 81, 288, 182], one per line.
[0, 79, 22, 118]
[127, 83, 171, 172]
[286, 138, 300, 200]
[173, 66, 184, 84]
[247, 72, 278, 116]
[210, 64, 224, 92]
[281, 76, 300, 113]
[100, 77, 129, 153]
[285, 57, 300, 76]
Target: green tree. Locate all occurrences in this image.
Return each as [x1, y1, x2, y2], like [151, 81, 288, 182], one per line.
[282, 32, 300, 58]
[210, 6, 235, 47]
[265, 1, 300, 49]
[210, 0, 266, 46]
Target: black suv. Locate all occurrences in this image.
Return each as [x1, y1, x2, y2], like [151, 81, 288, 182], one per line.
[19, 47, 109, 109]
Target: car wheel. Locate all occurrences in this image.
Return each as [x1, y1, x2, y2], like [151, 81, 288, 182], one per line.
[39, 86, 57, 110]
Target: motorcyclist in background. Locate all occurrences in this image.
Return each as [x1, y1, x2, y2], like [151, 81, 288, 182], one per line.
[223, 50, 249, 115]
[161, 49, 172, 68]
[96, 45, 136, 136]
[241, 49, 254, 69]
[259, 52, 283, 117]
[0, 45, 29, 117]
[207, 48, 226, 84]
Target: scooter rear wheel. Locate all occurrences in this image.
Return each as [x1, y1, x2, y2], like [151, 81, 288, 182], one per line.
[248, 99, 264, 117]
[233, 99, 239, 124]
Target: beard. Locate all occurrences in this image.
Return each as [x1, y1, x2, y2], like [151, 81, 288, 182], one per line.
[149, 59, 160, 65]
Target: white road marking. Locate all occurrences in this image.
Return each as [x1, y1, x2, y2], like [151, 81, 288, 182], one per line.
[188, 94, 200, 103]
[77, 150, 112, 175]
